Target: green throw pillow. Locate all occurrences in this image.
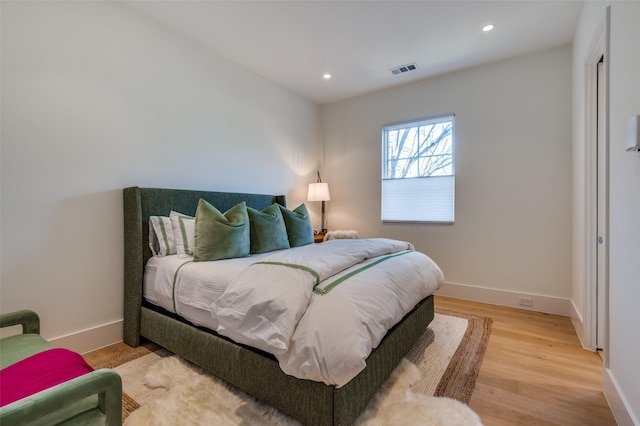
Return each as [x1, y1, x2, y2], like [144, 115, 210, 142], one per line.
[247, 204, 290, 254]
[193, 199, 250, 261]
[279, 203, 314, 247]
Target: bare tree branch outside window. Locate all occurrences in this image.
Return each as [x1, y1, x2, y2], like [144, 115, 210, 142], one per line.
[385, 119, 453, 179]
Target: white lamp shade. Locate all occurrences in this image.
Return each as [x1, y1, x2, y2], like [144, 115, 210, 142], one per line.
[307, 182, 331, 201]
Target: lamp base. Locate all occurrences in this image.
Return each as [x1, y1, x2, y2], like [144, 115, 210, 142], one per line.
[320, 201, 327, 234]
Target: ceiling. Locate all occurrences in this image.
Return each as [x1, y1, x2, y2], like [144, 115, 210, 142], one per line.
[126, 0, 584, 105]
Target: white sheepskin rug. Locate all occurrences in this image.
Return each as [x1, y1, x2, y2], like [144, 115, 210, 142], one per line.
[124, 356, 483, 426]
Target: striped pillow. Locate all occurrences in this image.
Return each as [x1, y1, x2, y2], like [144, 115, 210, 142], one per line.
[149, 216, 175, 257]
[170, 211, 195, 258]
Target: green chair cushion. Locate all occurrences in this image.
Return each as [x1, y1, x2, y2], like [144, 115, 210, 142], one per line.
[0, 334, 50, 369]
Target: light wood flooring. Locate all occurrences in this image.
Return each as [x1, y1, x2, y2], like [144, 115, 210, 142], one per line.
[436, 296, 616, 426]
[84, 296, 617, 425]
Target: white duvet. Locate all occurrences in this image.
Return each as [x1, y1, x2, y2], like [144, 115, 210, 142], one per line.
[143, 238, 443, 387]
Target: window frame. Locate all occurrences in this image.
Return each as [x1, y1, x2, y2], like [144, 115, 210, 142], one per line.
[381, 114, 455, 224]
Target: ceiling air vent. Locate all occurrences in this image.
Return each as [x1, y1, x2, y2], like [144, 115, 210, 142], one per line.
[390, 63, 418, 75]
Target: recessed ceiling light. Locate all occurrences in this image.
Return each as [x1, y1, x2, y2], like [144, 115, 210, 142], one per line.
[322, 73, 332, 80]
[482, 24, 495, 32]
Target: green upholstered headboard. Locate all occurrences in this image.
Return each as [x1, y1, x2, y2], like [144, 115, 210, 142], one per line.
[122, 186, 286, 346]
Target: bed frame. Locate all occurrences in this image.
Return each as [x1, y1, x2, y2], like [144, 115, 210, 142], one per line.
[123, 186, 434, 426]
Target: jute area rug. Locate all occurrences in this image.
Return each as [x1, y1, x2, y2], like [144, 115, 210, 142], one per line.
[92, 309, 491, 425]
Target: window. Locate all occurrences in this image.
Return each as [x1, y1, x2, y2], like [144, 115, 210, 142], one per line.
[381, 114, 455, 223]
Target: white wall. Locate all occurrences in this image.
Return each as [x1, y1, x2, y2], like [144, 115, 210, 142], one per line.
[0, 1, 320, 352]
[573, 2, 640, 424]
[608, 2, 640, 420]
[321, 47, 573, 313]
[605, 2, 640, 423]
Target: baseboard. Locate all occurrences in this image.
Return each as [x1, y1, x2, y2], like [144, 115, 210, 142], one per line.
[49, 319, 123, 355]
[570, 299, 586, 347]
[435, 281, 571, 316]
[603, 367, 639, 426]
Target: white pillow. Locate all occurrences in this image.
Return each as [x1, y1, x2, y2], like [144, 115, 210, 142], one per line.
[170, 211, 195, 258]
[149, 216, 175, 257]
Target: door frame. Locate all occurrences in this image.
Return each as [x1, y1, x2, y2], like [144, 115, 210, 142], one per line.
[583, 8, 609, 361]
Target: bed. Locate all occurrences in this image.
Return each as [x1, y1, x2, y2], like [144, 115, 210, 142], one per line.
[123, 186, 443, 425]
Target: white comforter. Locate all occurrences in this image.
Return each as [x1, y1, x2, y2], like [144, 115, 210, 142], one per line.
[144, 238, 443, 387]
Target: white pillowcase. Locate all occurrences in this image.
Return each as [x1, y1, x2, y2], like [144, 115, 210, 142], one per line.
[149, 216, 175, 257]
[170, 211, 195, 258]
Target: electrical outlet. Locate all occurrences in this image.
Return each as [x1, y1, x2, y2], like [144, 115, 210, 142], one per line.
[518, 297, 533, 307]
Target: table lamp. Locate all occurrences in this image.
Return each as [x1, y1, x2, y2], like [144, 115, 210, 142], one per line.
[307, 171, 331, 233]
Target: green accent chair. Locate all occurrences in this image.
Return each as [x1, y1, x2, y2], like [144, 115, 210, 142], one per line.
[0, 310, 122, 426]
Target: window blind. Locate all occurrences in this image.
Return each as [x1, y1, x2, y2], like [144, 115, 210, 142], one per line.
[381, 176, 454, 223]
